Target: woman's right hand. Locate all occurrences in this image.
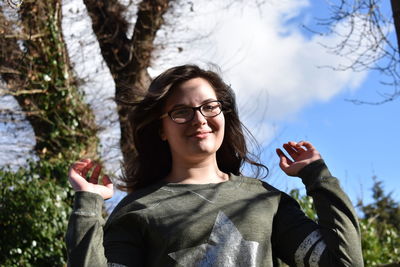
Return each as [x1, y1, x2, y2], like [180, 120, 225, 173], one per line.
[68, 159, 114, 200]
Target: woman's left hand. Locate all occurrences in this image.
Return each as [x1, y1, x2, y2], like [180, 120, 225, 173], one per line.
[276, 141, 322, 177]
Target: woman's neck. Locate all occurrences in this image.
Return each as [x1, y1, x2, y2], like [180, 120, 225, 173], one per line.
[166, 156, 229, 184]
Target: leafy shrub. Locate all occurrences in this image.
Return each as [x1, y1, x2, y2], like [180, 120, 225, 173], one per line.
[0, 161, 73, 267]
[360, 215, 400, 266]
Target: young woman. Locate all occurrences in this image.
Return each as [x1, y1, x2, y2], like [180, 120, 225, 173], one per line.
[66, 65, 363, 266]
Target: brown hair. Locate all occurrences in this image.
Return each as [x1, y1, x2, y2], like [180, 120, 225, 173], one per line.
[118, 64, 268, 192]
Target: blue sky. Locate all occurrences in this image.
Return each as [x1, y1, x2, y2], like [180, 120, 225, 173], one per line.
[263, 70, 400, 206]
[259, 0, 400, 205]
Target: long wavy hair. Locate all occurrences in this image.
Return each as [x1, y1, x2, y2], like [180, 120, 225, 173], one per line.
[118, 64, 268, 192]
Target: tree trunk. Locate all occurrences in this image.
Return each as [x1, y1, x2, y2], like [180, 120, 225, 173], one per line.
[391, 0, 400, 56]
[83, 0, 171, 164]
[0, 1, 98, 164]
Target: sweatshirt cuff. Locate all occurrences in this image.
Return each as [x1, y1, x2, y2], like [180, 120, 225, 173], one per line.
[298, 159, 332, 191]
[73, 191, 104, 217]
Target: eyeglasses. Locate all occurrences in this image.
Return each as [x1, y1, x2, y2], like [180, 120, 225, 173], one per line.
[160, 100, 223, 124]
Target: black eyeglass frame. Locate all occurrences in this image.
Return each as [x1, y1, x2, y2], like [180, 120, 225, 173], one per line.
[160, 100, 223, 124]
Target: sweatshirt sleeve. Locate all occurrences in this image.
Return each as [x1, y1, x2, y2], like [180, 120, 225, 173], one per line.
[65, 191, 108, 267]
[66, 192, 145, 267]
[272, 159, 364, 267]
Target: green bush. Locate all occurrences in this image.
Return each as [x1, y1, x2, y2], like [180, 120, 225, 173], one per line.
[0, 161, 73, 267]
[289, 189, 317, 220]
[360, 216, 400, 266]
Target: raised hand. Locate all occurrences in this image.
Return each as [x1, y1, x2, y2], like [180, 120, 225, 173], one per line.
[276, 141, 322, 177]
[68, 158, 114, 200]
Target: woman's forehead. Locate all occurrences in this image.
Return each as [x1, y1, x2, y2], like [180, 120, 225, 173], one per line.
[165, 78, 217, 107]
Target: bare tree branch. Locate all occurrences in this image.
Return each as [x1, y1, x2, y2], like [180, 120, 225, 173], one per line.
[309, 0, 400, 104]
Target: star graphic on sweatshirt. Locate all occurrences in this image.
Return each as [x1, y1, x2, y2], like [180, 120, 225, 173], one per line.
[169, 211, 259, 266]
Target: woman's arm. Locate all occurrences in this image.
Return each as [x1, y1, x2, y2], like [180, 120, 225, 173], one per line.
[66, 159, 138, 267]
[274, 141, 363, 266]
[66, 191, 109, 267]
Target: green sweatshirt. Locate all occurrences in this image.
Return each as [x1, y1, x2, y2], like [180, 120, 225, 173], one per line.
[66, 160, 364, 266]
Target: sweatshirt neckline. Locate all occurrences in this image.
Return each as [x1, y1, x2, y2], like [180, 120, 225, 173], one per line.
[159, 173, 242, 191]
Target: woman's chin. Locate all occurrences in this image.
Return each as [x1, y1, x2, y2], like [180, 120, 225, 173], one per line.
[187, 144, 218, 157]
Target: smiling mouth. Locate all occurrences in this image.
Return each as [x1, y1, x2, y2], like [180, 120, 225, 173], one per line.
[189, 131, 212, 138]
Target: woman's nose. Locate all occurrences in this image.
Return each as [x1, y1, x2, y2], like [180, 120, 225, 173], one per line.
[191, 110, 207, 125]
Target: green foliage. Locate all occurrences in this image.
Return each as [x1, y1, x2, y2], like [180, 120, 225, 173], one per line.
[360, 217, 400, 266]
[358, 176, 400, 232]
[358, 176, 400, 266]
[289, 189, 317, 221]
[1, 2, 100, 266]
[0, 161, 73, 267]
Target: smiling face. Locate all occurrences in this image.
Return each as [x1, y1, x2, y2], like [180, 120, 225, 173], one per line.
[161, 77, 225, 163]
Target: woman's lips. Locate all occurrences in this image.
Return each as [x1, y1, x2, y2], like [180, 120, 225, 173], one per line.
[189, 131, 212, 139]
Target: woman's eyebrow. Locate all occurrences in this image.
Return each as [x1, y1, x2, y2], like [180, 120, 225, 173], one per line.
[170, 104, 188, 109]
[170, 99, 218, 109]
[202, 98, 218, 103]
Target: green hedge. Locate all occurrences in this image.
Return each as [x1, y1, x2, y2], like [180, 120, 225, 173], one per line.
[0, 161, 73, 267]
